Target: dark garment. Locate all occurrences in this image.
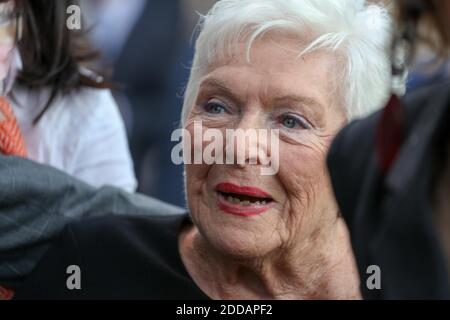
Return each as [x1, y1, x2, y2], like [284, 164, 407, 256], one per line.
[327, 80, 450, 299]
[0, 156, 184, 291]
[14, 213, 209, 299]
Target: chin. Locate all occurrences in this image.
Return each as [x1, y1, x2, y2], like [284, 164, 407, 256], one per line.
[203, 220, 281, 260]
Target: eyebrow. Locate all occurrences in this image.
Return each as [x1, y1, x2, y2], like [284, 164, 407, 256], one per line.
[198, 78, 245, 105]
[273, 95, 324, 111]
[200, 78, 235, 95]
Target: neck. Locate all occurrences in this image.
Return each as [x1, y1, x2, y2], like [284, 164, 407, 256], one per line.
[179, 217, 361, 300]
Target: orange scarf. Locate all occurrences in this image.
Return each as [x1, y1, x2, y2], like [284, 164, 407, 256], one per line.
[0, 96, 27, 157]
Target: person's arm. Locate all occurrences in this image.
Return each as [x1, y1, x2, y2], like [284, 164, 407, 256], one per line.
[70, 89, 138, 192]
[0, 155, 182, 289]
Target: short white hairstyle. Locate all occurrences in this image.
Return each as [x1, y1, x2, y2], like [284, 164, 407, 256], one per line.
[181, 0, 404, 124]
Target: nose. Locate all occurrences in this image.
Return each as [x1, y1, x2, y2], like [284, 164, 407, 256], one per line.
[224, 109, 272, 168]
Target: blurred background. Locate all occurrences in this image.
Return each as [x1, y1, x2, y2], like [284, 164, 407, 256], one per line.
[82, 0, 449, 208]
[82, 0, 218, 207]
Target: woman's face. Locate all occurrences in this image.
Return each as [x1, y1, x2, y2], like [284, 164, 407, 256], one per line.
[0, 0, 16, 81]
[184, 36, 347, 259]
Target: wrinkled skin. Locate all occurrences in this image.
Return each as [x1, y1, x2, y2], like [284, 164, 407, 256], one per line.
[180, 36, 360, 299]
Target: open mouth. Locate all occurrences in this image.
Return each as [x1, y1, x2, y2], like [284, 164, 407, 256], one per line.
[214, 183, 274, 216]
[216, 191, 273, 206]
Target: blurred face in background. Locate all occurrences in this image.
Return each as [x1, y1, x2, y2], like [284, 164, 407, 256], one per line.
[0, 0, 17, 82]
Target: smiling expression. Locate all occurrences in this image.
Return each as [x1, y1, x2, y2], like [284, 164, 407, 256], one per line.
[184, 36, 347, 259]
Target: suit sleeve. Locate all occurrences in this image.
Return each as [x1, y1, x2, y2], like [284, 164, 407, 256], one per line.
[13, 223, 83, 299]
[0, 156, 181, 288]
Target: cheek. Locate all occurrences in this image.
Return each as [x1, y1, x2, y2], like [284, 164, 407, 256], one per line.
[184, 163, 210, 209]
[275, 142, 335, 242]
[278, 141, 329, 197]
[278, 139, 335, 214]
[183, 124, 215, 215]
[184, 163, 213, 230]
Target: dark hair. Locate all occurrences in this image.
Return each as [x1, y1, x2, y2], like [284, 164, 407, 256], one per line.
[12, 0, 110, 123]
[396, 0, 450, 57]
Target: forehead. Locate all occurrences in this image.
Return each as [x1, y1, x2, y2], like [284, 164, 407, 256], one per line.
[203, 37, 341, 108]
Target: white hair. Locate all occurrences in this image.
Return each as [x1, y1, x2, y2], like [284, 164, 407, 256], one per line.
[181, 0, 404, 124]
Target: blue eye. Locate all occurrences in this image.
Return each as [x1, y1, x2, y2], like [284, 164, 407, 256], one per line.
[204, 102, 228, 114]
[280, 114, 312, 130]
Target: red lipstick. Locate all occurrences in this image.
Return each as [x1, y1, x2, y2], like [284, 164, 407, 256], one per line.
[215, 183, 273, 217]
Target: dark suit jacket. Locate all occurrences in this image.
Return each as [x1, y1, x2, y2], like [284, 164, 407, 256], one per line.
[14, 213, 208, 299]
[327, 80, 450, 299]
[0, 156, 184, 290]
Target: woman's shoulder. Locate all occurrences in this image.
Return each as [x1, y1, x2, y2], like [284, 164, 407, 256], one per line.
[12, 84, 120, 127]
[63, 87, 119, 121]
[10, 84, 136, 190]
[63, 87, 120, 127]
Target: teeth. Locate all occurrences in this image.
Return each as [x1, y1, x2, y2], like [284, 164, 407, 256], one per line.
[227, 196, 239, 204]
[223, 194, 269, 206]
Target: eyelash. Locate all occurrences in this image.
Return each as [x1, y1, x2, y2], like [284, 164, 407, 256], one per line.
[201, 100, 313, 130]
[202, 101, 230, 115]
[278, 114, 313, 130]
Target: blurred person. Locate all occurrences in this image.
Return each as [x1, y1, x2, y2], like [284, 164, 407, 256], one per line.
[84, 0, 146, 65]
[1, 0, 137, 191]
[328, 0, 450, 299]
[9, 0, 396, 299]
[85, 0, 219, 207]
[407, 45, 449, 91]
[85, 0, 186, 205]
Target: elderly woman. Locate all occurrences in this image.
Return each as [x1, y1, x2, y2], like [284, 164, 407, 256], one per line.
[11, 0, 394, 299]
